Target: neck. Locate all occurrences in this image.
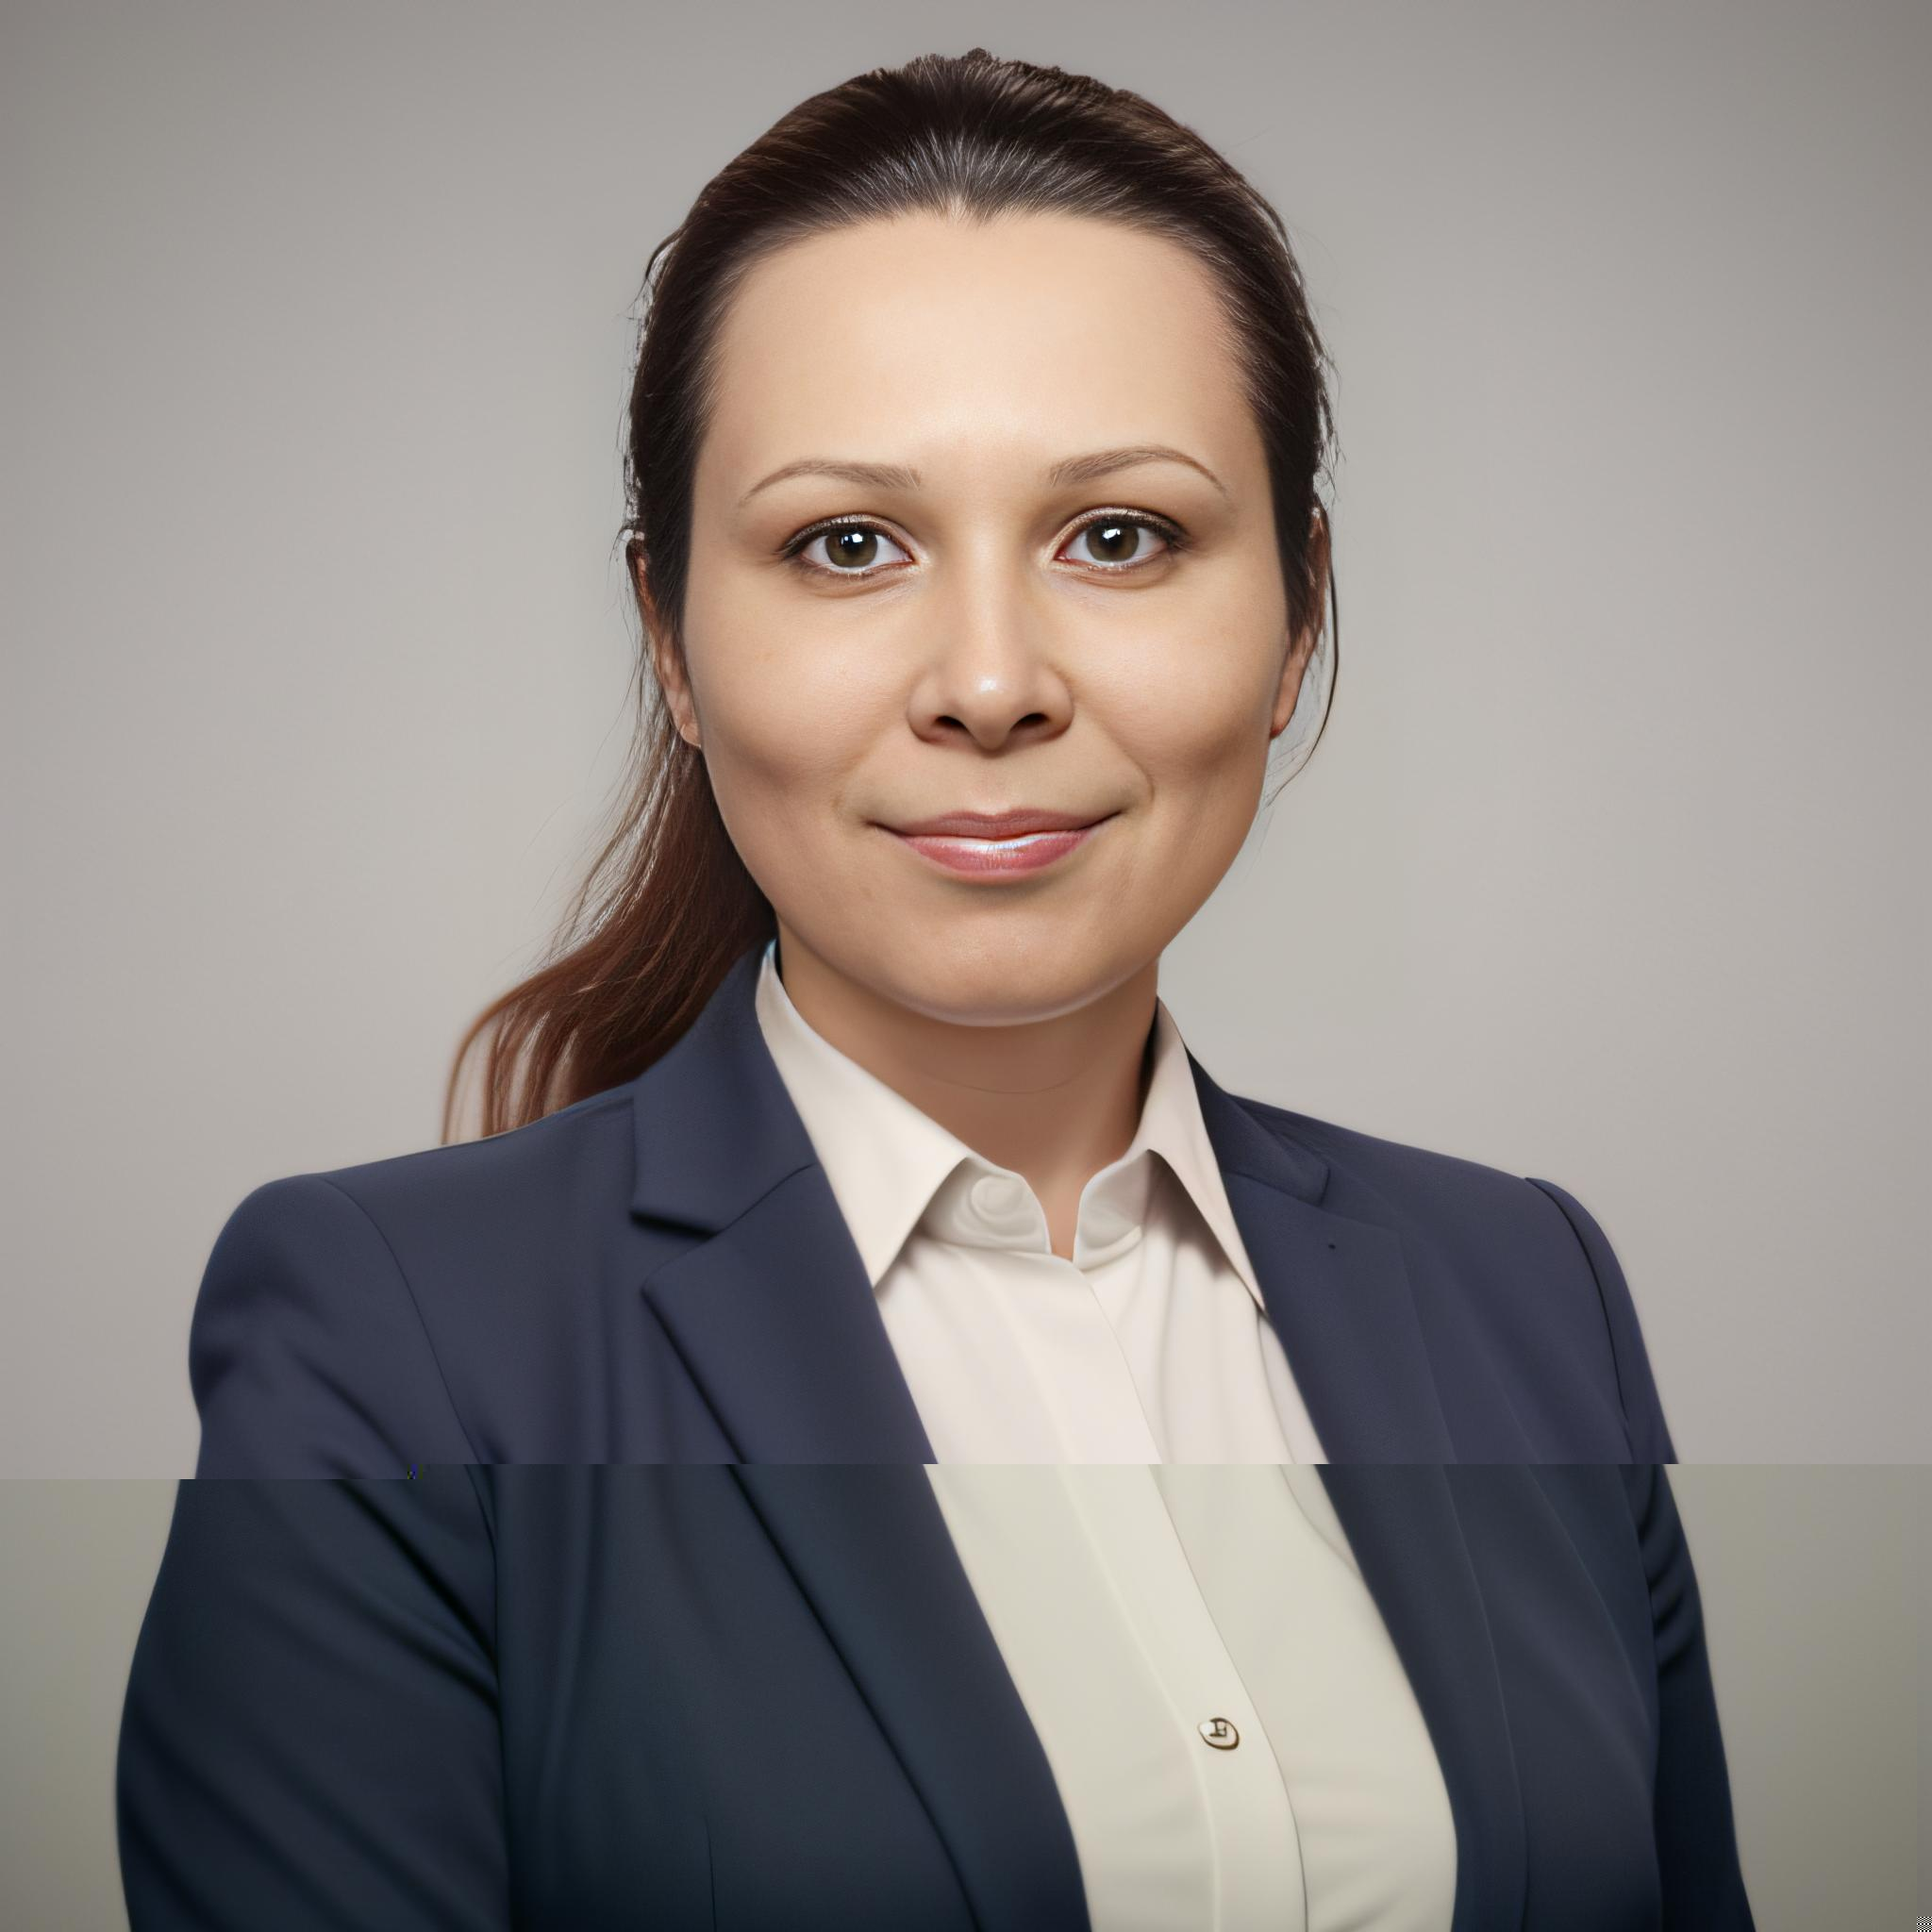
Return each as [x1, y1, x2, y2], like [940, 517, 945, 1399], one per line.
[773, 923, 1158, 1230]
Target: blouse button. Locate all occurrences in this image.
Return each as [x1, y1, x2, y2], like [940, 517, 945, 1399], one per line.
[969, 1174, 1029, 1221]
[1198, 1717, 1240, 1750]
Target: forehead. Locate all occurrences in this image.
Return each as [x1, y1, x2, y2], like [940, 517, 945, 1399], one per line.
[698, 210, 1254, 494]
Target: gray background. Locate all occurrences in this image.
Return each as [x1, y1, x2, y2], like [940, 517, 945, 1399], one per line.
[1, 1469, 1922, 1928]
[4, 0, 1927, 1474]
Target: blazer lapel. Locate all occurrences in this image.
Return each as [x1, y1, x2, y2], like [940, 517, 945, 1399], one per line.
[629, 944, 936, 1460]
[1318, 1465, 1528, 1932]
[1191, 1055, 1457, 1460]
[733, 1463, 1091, 1932]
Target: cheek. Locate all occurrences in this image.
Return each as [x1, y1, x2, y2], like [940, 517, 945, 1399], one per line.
[1102, 636, 1277, 800]
[685, 635, 883, 877]
[1098, 645, 1278, 915]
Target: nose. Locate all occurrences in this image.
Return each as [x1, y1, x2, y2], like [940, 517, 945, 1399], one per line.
[908, 574, 1074, 752]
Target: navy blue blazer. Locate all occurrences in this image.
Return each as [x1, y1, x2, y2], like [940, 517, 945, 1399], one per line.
[118, 1461, 1752, 1929]
[188, 941, 1676, 1473]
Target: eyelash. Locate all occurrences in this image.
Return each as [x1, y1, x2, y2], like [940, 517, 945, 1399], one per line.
[779, 508, 1189, 581]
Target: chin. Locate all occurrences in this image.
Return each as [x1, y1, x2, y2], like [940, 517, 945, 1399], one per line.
[877, 929, 1140, 1029]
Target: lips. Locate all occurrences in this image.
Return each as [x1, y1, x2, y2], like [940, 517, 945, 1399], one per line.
[887, 808, 1108, 839]
[883, 809, 1116, 878]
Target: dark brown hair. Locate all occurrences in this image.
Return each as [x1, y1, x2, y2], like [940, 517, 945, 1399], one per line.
[442, 46, 1340, 1143]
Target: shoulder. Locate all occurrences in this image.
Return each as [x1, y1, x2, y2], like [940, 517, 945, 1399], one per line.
[1231, 1091, 1591, 1246]
[189, 1086, 642, 1476]
[1230, 1093, 1677, 1462]
[285, 1084, 639, 1266]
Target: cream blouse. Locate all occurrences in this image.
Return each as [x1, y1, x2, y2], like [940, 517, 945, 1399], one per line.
[751, 940, 1457, 1931]
[925, 1463, 1457, 1932]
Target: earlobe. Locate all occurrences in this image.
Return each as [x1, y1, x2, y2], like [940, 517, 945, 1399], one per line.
[661, 671, 702, 752]
[1271, 625, 1313, 739]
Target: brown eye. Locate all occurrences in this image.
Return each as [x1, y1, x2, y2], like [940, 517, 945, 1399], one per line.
[1060, 513, 1181, 572]
[786, 522, 912, 576]
[826, 527, 881, 569]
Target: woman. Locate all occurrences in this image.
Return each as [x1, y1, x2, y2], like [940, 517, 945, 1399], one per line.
[186, 48, 1673, 1478]
[118, 1460, 1754, 1928]
[126, 52, 1754, 1931]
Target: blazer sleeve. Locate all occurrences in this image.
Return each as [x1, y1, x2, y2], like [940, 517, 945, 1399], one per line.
[116, 1471, 510, 1932]
[1623, 1463, 1757, 1929]
[188, 1174, 478, 1476]
[1524, 1174, 1677, 1462]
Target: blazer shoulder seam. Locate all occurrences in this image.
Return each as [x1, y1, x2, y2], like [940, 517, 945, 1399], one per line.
[1523, 1174, 1640, 1458]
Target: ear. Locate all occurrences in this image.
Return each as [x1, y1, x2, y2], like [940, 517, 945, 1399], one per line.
[633, 550, 703, 750]
[1269, 505, 1331, 741]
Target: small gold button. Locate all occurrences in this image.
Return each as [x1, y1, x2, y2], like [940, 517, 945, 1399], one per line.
[1198, 1717, 1240, 1750]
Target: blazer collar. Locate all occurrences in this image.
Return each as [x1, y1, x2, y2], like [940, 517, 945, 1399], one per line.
[627, 943, 935, 1459]
[631, 942, 1455, 1461]
[736, 1461, 1526, 1932]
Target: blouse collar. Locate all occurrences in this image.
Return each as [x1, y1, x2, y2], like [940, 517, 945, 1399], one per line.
[752, 937, 1266, 1310]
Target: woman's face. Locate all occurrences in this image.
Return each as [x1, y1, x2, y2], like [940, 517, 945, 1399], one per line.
[658, 209, 1321, 1026]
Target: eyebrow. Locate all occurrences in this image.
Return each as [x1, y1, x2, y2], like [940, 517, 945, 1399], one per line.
[736, 443, 1229, 509]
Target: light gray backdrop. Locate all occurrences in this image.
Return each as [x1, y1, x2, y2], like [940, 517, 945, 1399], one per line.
[4, 0, 1926, 1474]
[1, 1469, 1922, 1929]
